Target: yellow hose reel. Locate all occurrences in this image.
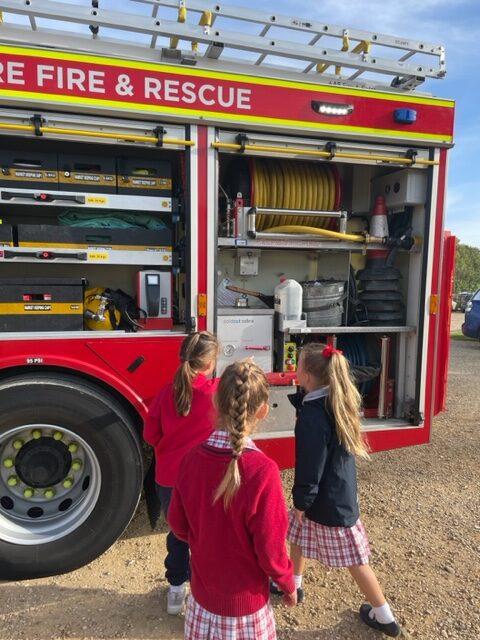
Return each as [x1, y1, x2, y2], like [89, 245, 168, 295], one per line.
[248, 158, 340, 231]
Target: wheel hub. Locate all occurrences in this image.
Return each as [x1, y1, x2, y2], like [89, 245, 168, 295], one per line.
[15, 438, 72, 488]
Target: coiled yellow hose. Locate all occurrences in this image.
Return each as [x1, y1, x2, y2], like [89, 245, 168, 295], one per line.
[249, 159, 339, 231]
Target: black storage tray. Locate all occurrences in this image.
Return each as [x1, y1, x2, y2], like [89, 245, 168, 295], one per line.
[0, 150, 58, 190]
[16, 224, 172, 250]
[58, 153, 116, 193]
[0, 277, 84, 332]
[117, 157, 172, 196]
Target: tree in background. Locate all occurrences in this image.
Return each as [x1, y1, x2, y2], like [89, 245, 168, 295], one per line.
[454, 242, 480, 293]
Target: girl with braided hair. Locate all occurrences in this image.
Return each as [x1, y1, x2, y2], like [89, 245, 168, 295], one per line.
[144, 331, 219, 615]
[168, 360, 297, 640]
[277, 342, 401, 637]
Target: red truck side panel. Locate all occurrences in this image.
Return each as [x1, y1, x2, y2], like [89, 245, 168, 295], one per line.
[434, 231, 456, 414]
[0, 334, 185, 415]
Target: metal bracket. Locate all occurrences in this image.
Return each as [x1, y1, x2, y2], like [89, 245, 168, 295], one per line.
[324, 141, 337, 160]
[406, 149, 418, 165]
[31, 114, 44, 137]
[235, 133, 249, 153]
[154, 126, 166, 147]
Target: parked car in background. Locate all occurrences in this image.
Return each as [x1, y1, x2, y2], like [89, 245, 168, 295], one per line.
[454, 291, 473, 312]
[462, 289, 480, 339]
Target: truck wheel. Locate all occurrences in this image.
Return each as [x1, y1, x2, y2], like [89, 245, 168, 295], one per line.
[0, 373, 143, 580]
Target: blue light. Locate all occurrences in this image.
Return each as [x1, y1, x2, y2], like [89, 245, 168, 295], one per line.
[394, 108, 417, 124]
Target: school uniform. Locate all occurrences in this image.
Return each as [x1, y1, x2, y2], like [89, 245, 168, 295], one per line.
[143, 374, 219, 586]
[288, 387, 370, 567]
[169, 430, 295, 639]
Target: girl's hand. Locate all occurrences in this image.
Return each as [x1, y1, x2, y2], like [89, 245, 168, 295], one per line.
[282, 590, 298, 607]
[294, 508, 305, 525]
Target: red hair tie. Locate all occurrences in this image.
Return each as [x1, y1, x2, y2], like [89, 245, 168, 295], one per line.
[322, 344, 343, 359]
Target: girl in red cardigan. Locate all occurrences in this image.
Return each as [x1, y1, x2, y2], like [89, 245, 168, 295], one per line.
[144, 331, 219, 615]
[168, 360, 297, 640]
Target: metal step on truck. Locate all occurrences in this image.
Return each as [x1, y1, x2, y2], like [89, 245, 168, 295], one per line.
[0, 0, 455, 580]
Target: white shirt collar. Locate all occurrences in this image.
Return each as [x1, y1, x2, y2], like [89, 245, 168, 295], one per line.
[303, 386, 329, 403]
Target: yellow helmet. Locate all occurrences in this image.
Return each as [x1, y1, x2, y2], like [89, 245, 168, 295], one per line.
[84, 288, 121, 330]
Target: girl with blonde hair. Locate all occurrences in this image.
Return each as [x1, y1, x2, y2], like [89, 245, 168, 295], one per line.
[274, 342, 401, 637]
[144, 331, 219, 615]
[168, 360, 296, 639]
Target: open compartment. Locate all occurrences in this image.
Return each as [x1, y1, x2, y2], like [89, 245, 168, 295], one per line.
[0, 134, 188, 334]
[215, 131, 431, 431]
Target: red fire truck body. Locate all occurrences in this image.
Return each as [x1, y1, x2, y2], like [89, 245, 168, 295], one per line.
[0, 0, 455, 580]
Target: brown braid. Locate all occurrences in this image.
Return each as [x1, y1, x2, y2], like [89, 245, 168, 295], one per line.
[172, 331, 219, 416]
[228, 365, 250, 457]
[213, 360, 269, 508]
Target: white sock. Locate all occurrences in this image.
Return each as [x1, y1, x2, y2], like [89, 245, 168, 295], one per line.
[371, 602, 395, 624]
[294, 575, 303, 589]
[169, 583, 186, 593]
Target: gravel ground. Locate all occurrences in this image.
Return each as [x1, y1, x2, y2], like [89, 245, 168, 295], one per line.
[1, 314, 479, 640]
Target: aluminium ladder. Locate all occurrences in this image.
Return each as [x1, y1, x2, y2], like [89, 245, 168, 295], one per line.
[0, 0, 446, 91]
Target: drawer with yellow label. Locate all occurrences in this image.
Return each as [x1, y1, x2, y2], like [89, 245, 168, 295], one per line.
[0, 277, 84, 332]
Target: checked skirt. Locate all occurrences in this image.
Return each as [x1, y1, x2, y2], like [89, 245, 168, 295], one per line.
[287, 509, 370, 567]
[184, 594, 277, 640]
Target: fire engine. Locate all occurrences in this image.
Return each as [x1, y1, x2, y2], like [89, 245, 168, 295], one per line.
[0, 0, 455, 580]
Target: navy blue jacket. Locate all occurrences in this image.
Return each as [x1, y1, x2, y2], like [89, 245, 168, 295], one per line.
[291, 390, 359, 527]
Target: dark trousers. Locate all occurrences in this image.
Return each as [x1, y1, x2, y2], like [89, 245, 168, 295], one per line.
[156, 484, 190, 586]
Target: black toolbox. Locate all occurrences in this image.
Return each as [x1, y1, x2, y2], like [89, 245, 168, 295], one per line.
[16, 224, 172, 250]
[0, 151, 58, 190]
[0, 277, 84, 332]
[58, 153, 116, 193]
[116, 157, 172, 196]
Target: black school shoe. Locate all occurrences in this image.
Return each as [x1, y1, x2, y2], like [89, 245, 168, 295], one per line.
[269, 582, 304, 603]
[359, 604, 401, 637]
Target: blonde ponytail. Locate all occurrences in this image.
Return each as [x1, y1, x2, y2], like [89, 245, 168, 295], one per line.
[213, 360, 269, 508]
[173, 331, 219, 416]
[299, 343, 369, 459]
[328, 354, 369, 459]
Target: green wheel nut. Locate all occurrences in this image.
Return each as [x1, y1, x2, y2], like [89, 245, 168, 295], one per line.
[32, 429, 42, 439]
[3, 458, 14, 468]
[68, 442, 79, 453]
[7, 475, 18, 486]
[53, 431, 63, 441]
[13, 439, 24, 450]
[63, 478, 74, 489]
[44, 488, 55, 499]
[23, 487, 34, 498]
[71, 459, 82, 471]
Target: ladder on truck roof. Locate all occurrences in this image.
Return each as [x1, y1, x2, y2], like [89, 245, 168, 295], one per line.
[0, 0, 446, 92]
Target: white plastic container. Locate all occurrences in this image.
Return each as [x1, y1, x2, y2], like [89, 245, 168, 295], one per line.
[274, 278, 303, 321]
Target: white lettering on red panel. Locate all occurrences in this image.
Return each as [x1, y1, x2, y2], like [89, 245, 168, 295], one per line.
[0, 59, 251, 110]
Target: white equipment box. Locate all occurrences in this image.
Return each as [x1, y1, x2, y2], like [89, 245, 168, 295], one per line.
[372, 169, 427, 208]
[216, 308, 274, 375]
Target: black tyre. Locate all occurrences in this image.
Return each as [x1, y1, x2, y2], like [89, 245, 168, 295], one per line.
[0, 373, 143, 580]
